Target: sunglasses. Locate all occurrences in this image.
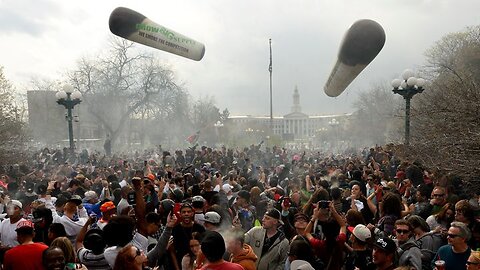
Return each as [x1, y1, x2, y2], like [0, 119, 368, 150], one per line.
[180, 202, 193, 209]
[396, 229, 410, 235]
[447, 234, 460, 238]
[433, 194, 445, 197]
[132, 248, 142, 260]
[467, 261, 480, 265]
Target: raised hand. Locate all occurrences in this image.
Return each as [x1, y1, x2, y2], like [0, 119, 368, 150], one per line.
[166, 211, 178, 228]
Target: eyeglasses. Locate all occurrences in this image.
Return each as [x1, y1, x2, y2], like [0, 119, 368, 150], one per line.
[447, 234, 460, 238]
[395, 229, 410, 235]
[467, 261, 480, 265]
[433, 194, 445, 197]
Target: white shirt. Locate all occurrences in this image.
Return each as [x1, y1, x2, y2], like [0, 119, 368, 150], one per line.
[104, 246, 121, 268]
[117, 198, 130, 216]
[37, 196, 57, 204]
[45, 199, 88, 243]
[119, 179, 128, 188]
[97, 220, 108, 230]
[0, 218, 26, 247]
[104, 232, 148, 268]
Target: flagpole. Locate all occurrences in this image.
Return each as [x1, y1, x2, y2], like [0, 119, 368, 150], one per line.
[269, 38, 273, 130]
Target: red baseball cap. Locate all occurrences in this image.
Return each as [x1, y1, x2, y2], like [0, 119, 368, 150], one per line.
[100, 201, 116, 213]
[394, 171, 406, 179]
[16, 220, 34, 231]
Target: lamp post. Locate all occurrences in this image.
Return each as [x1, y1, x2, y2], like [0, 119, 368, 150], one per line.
[56, 84, 82, 156]
[328, 118, 339, 152]
[269, 38, 273, 130]
[214, 120, 224, 145]
[391, 69, 426, 145]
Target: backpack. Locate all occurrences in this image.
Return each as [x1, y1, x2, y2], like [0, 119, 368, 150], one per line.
[416, 232, 445, 270]
[397, 241, 421, 268]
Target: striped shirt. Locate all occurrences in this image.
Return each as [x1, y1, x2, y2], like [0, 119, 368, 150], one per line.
[77, 247, 111, 270]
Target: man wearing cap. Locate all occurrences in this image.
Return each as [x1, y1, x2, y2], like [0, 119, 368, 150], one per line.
[83, 190, 99, 216]
[45, 182, 88, 244]
[31, 206, 53, 244]
[289, 260, 315, 270]
[222, 183, 234, 202]
[3, 220, 48, 270]
[0, 200, 26, 247]
[372, 237, 397, 270]
[345, 224, 374, 270]
[98, 201, 116, 229]
[192, 195, 206, 226]
[245, 208, 289, 270]
[202, 211, 222, 231]
[75, 216, 110, 270]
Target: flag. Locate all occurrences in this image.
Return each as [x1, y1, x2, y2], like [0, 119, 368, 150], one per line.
[186, 131, 200, 144]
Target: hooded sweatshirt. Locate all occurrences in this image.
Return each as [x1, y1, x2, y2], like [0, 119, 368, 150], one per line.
[397, 238, 422, 270]
[230, 244, 258, 270]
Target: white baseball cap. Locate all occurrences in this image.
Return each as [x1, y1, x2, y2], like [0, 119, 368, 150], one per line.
[84, 191, 98, 201]
[290, 260, 315, 270]
[9, 200, 23, 209]
[348, 224, 372, 242]
[222, 183, 233, 193]
[202, 211, 221, 224]
[192, 195, 206, 203]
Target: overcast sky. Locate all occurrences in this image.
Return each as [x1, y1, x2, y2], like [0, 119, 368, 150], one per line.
[0, 0, 478, 116]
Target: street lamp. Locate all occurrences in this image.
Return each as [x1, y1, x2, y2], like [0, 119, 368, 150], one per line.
[328, 119, 340, 152]
[56, 84, 82, 156]
[391, 69, 426, 145]
[214, 121, 224, 145]
[328, 118, 339, 127]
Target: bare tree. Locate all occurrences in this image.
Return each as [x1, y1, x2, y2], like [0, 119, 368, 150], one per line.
[410, 25, 480, 188]
[0, 66, 27, 167]
[351, 82, 403, 147]
[69, 38, 185, 148]
[191, 95, 221, 129]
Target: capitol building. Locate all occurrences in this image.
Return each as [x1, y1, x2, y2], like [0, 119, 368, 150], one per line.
[228, 87, 352, 141]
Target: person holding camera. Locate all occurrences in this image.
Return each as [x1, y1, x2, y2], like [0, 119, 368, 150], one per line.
[305, 201, 347, 270]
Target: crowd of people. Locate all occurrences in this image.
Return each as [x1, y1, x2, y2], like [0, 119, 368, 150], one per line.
[0, 144, 479, 270]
